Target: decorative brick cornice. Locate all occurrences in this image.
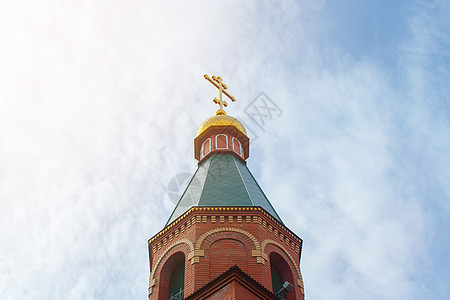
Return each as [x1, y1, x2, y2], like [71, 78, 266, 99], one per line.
[148, 206, 302, 258]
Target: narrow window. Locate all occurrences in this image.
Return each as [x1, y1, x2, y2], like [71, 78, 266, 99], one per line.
[201, 138, 211, 158]
[215, 134, 228, 150]
[169, 261, 185, 299]
[232, 137, 242, 157]
[271, 261, 283, 294]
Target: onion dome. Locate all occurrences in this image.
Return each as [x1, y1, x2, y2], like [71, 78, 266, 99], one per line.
[196, 113, 247, 137]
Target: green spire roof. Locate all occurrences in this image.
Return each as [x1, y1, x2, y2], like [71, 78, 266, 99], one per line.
[166, 153, 282, 226]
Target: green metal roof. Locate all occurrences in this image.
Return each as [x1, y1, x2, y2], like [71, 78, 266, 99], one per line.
[165, 153, 282, 226]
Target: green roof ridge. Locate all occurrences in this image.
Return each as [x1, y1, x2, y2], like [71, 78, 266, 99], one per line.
[234, 158, 282, 221]
[233, 157, 254, 205]
[165, 153, 282, 226]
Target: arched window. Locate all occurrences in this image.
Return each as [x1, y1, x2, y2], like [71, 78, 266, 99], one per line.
[270, 252, 296, 299]
[215, 134, 228, 150]
[271, 261, 284, 294]
[169, 261, 184, 299]
[159, 252, 185, 300]
[201, 138, 211, 159]
[232, 137, 242, 157]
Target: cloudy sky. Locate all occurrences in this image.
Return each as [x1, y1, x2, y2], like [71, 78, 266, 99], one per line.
[1, 0, 449, 299]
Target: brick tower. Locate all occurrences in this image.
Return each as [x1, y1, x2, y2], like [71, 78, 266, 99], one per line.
[148, 75, 305, 300]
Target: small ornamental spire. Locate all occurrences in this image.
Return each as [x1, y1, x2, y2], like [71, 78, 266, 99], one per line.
[204, 74, 236, 115]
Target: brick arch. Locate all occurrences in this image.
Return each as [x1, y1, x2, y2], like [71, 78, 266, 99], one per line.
[270, 251, 296, 299]
[261, 239, 304, 289]
[149, 239, 194, 295]
[193, 227, 266, 264]
[159, 251, 185, 299]
[196, 227, 260, 250]
[199, 230, 255, 251]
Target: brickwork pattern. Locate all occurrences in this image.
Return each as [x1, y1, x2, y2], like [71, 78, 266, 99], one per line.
[148, 207, 304, 299]
[209, 239, 247, 279]
[204, 280, 268, 300]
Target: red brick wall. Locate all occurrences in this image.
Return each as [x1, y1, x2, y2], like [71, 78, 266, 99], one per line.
[204, 281, 233, 300]
[233, 280, 265, 299]
[204, 280, 275, 300]
[209, 239, 247, 279]
[148, 207, 304, 299]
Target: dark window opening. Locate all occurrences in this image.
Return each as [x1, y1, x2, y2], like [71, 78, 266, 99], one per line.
[269, 252, 296, 300]
[168, 262, 184, 299]
[159, 252, 185, 300]
[271, 262, 284, 294]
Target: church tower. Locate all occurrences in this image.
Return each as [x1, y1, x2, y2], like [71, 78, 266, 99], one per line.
[148, 75, 305, 299]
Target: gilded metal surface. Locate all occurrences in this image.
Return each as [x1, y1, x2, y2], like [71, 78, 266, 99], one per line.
[196, 114, 247, 137]
[204, 74, 236, 115]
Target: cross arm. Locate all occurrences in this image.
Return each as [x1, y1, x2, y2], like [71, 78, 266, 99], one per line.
[203, 74, 236, 102]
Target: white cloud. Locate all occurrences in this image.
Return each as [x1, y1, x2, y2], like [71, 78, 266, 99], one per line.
[0, 0, 448, 299]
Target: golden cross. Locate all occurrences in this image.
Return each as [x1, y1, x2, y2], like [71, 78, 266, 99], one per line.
[204, 74, 236, 115]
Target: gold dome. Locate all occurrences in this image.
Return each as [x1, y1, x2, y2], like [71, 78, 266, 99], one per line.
[196, 114, 247, 137]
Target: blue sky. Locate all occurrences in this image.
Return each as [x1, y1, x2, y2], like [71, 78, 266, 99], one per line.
[0, 1, 449, 299]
